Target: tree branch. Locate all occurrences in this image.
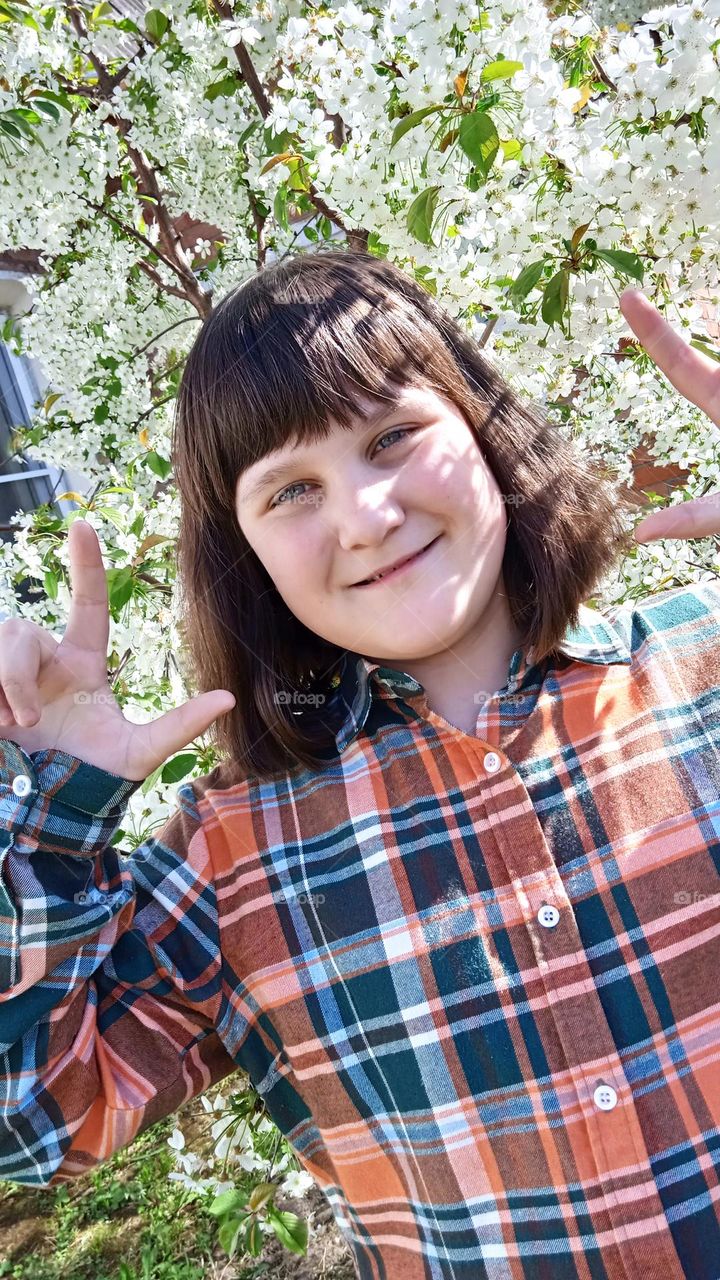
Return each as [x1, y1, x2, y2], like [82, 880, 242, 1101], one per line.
[82, 196, 181, 278]
[131, 315, 200, 359]
[138, 259, 194, 303]
[64, 1, 212, 318]
[209, 0, 369, 251]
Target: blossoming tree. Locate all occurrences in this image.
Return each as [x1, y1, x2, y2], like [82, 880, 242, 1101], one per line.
[1, 0, 719, 1260]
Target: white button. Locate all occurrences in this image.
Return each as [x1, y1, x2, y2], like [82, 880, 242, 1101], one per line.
[483, 751, 501, 774]
[593, 1083, 618, 1111]
[74, 892, 89, 904]
[12, 774, 32, 797]
[538, 903, 560, 928]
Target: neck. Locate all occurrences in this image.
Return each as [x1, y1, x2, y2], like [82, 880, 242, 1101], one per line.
[367, 582, 525, 736]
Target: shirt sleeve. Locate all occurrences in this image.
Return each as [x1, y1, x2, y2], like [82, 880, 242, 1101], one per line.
[0, 738, 238, 1186]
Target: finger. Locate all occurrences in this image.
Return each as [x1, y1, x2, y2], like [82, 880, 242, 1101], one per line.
[619, 290, 720, 426]
[0, 686, 16, 726]
[63, 518, 110, 654]
[0, 629, 42, 726]
[634, 492, 720, 542]
[137, 690, 237, 775]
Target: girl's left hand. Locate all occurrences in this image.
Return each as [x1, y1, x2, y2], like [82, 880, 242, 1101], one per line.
[618, 288, 720, 544]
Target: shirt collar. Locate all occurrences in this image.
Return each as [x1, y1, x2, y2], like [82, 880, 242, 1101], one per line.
[329, 601, 633, 755]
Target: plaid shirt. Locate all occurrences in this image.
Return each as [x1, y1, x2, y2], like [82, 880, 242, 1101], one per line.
[1, 581, 720, 1279]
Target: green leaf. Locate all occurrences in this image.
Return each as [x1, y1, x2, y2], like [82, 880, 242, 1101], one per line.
[413, 265, 437, 296]
[43, 569, 58, 600]
[248, 1181, 276, 1212]
[29, 87, 71, 110]
[145, 7, 168, 41]
[237, 120, 259, 147]
[218, 1215, 247, 1256]
[245, 1219, 264, 1256]
[500, 138, 522, 161]
[113, 16, 141, 34]
[0, 119, 25, 141]
[689, 337, 720, 365]
[204, 74, 239, 102]
[593, 248, 644, 282]
[91, 505, 127, 534]
[406, 186, 440, 246]
[31, 98, 61, 122]
[480, 59, 523, 82]
[263, 125, 293, 155]
[266, 1209, 308, 1256]
[208, 1189, 247, 1219]
[1, 110, 36, 140]
[105, 566, 135, 612]
[509, 259, 546, 302]
[367, 231, 389, 256]
[541, 269, 569, 328]
[272, 186, 287, 231]
[94, 402, 110, 424]
[90, 0, 111, 24]
[141, 762, 164, 796]
[145, 450, 172, 479]
[390, 103, 445, 149]
[458, 110, 499, 176]
[160, 751, 198, 784]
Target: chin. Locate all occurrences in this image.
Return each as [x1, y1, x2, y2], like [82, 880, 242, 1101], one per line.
[362, 634, 453, 664]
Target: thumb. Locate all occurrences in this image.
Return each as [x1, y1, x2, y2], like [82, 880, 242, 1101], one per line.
[143, 689, 237, 768]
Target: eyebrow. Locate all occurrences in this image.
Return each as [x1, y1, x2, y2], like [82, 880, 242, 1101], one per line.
[240, 391, 413, 505]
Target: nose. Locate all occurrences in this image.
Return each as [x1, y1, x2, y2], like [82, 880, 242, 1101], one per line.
[327, 475, 406, 553]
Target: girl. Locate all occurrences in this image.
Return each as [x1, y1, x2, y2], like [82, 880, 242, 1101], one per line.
[1, 248, 719, 1279]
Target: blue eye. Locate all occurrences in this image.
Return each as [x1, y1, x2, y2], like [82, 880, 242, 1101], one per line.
[373, 427, 410, 454]
[271, 482, 309, 507]
[270, 428, 412, 507]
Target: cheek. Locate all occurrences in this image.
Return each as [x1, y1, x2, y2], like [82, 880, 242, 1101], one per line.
[258, 524, 325, 601]
[423, 441, 501, 520]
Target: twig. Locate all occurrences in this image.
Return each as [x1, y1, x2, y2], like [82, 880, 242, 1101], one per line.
[138, 258, 196, 304]
[131, 316, 199, 359]
[65, 2, 212, 318]
[209, 0, 370, 250]
[82, 196, 181, 279]
[133, 391, 177, 425]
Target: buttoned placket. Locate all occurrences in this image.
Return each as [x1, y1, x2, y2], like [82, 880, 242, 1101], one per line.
[474, 743, 685, 1278]
[335, 654, 686, 1273]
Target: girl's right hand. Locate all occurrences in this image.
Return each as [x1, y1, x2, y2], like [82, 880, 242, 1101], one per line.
[0, 519, 236, 781]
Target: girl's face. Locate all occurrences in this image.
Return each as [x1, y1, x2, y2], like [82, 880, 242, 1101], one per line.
[234, 384, 511, 667]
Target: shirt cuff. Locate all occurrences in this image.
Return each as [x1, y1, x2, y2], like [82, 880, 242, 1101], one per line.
[0, 738, 143, 857]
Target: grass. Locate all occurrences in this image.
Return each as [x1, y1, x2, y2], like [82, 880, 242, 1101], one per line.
[0, 1101, 273, 1280]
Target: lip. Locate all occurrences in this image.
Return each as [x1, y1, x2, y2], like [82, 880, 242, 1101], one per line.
[351, 535, 442, 588]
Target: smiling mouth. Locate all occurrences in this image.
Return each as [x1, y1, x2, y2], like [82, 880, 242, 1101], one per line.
[351, 535, 442, 587]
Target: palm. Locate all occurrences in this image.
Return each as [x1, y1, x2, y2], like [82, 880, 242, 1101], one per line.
[24, 635, 141, 777]
[4, 520, 235, 780]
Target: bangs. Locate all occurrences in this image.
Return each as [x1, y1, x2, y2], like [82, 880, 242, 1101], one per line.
[173, 250, 459, 516]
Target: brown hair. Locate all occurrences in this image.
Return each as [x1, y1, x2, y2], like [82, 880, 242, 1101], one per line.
[172, 247, 643, 779]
